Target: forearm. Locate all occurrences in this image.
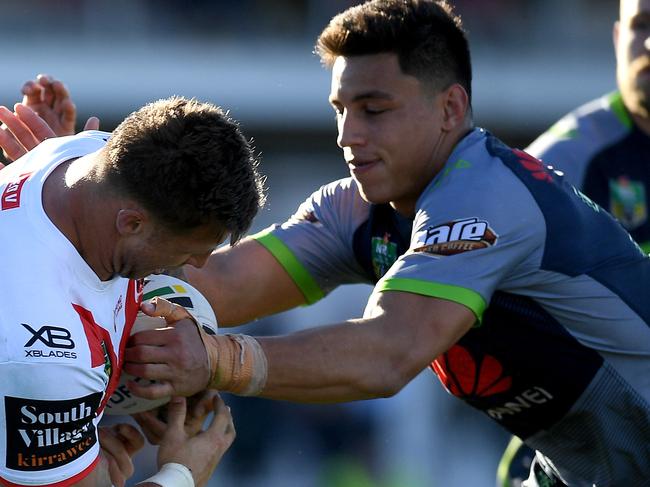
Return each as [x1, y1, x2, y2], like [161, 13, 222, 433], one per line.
[207, 293, 477, 403]
[255, 318, 421, 403]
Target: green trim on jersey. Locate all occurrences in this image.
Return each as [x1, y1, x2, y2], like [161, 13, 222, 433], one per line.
[640, 241, 650, 255]
[252, 230, 325, 305]
[496, 436, 525, 487]
[608, 91, 634, 130]
[377, 277, 486, 320]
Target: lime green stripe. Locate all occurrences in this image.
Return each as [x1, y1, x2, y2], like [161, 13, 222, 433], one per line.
[640, 241, 650, 255]
[143, 286, 175, 300]
[496, 436, 524, 487]
[608, 91, 633, 130]
[376, 277, 486, 320]
[253, 231, 325, 304]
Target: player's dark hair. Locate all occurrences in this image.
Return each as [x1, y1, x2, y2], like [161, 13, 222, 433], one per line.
[316, 0, 472, 102]
[102, 96, 265, 244]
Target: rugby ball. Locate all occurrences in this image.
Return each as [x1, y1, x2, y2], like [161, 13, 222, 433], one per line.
[104, 274, 218, 415]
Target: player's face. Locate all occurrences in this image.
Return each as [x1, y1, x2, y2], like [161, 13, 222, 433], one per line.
[116, 222, 226, 279]
[329, 53, 449, 215]
[616, 0, 650, 117]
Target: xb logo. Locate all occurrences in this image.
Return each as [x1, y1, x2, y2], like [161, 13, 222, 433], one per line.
[22, 324, 75, 349]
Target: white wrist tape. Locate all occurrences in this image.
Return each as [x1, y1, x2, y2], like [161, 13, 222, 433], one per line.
[139, 463, 194, 487]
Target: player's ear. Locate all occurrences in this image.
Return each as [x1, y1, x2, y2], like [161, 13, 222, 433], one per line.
[116, 208, 147, 236]
[613, 20, 620, 52]
[441, 83, 469, 132]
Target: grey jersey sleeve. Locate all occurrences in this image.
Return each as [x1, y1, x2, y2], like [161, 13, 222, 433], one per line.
[253, 178, 372, 303]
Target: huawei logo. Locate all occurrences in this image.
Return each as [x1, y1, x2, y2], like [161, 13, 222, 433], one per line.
[513, 149, 553, 183]
[431, 345, 512, 398]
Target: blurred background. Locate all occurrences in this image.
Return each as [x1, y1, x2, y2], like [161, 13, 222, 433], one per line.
[0, 0, 617, 485]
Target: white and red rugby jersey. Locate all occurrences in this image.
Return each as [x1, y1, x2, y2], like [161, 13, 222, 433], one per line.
[0, 132, 140, 486]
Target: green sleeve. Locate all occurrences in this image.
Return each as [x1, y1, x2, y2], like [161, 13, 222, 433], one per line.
[376, 276, 487, 321]
[252, 229, 325, 305]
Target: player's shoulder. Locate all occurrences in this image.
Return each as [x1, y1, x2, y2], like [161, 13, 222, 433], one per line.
[306, 177, 369, 216]
[417, 129, 547, 223]
[314, 177, 364, 200]
[528, 91, 631, 160]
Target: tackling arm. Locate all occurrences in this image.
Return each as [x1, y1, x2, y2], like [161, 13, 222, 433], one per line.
[253, 290, 476, 402]
[185, 237, 307, 326]
[124, 290, 476, 403]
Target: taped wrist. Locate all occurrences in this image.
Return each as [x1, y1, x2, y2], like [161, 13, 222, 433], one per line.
[138, 462, 193, 487]
[204, 333, 268, 396]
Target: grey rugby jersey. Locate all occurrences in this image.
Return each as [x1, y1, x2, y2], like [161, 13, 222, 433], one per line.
[254, 128, 650, 485]
[528, 91, 650, 253]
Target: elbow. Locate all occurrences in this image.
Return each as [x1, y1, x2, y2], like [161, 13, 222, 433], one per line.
[356, 366, 413, 399]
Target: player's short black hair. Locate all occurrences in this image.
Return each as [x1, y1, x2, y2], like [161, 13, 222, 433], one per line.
[316, 0, 472, 102]
[102, 96, 265, 244]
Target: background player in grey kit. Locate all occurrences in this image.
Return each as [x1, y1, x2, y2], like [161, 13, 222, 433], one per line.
[498, 1, 650, 484]
[527, 0, 650, 251]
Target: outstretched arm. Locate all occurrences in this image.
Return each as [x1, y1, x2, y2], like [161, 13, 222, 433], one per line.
[125, 289, 476, 403]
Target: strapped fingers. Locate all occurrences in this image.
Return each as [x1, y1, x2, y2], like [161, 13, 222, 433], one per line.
[150, 296, 193, 323]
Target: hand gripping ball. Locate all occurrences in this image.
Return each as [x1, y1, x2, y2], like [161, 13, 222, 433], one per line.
[104, 274, 217, 415]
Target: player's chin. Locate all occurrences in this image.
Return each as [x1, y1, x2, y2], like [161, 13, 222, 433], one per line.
[355, 182, 393, 205]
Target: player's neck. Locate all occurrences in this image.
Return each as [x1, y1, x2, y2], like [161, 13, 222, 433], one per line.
[43, 156, 118, 281]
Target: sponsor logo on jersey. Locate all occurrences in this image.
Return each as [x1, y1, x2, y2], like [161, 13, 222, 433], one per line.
[431, 345, 512, 398]
[486, 387, 554, 421]
[414, 218, 497, 256]
[432, 345, 554, 421]
[22, 324, 78, 359]
[1, 173, 31, 210]
[23, 324, 75, 349]
[5, 392, 101, 471]
[371, 232, 397, 279]
[609, 176, 647, 229]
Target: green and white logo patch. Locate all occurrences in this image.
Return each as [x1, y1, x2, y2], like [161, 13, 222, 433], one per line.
[371, 233, 398, 279]
[609, 176, 647, 229]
